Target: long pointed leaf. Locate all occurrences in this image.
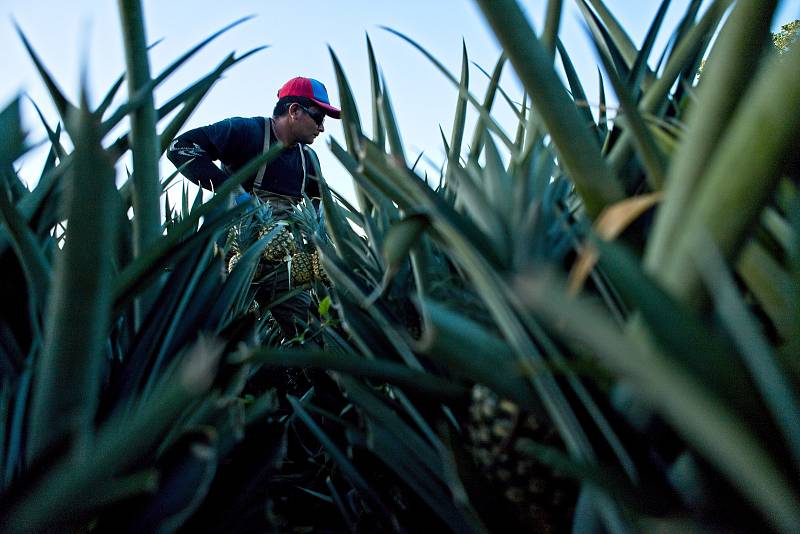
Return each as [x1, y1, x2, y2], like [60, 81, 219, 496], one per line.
[95, 73, 126, 119]
[606, 0, 733, 172]
[377, 74, 406, 165]
[541, 0, 563, 61]
[328, 47, 363, 154]
[469, 54, 508, 159]
[597, 69, 609, 139]
[366, 34, 386, 151]
[27, 96, 118, 461]
[576, 0, 631, 83]
[445, 41, 469, 188]
[589, 25, 667, 188]
[382, 27, 515, 151]
[242, 347, 465, 398]
[286, 396, 393, 524]
[7, 337, 224, 533]
[583, 0, 652, 85]
[628, 0, 671, 98]
[473, 0, 624, 218]
[655, 34, 798, 307]
[13, 22, 77, 125]
[646, 0, 777, 271]
[0, 179, 50, 320]
[119, 0, 162, 324]
[699, 241, 800, 472]
[557, 40, 600, 141]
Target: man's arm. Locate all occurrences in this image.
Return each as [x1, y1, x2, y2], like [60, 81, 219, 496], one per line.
[167, 119, 235, 190]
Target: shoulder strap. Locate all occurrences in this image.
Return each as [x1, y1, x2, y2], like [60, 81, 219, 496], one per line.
[253, 117, 271, 189]
[299, 144, 307, 196]
[302, 146, 323, 198]
[253, 117, 311, 197]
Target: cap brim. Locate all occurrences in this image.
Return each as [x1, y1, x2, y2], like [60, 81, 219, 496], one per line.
[312, 99, 341, 119]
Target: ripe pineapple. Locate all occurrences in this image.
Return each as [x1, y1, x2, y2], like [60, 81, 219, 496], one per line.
[261, 222, 297, 262]
[226, 195, 275, 273]
[288, 196, 332, 285]
[310, 251, 330, 286]
[467, 384, 576, 533]
[289, 251, 315, 286]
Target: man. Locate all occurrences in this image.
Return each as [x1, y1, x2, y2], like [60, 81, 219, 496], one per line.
[167, 76, 341, 338]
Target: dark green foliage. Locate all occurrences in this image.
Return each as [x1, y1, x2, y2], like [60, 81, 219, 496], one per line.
[2, 2, 799, 533]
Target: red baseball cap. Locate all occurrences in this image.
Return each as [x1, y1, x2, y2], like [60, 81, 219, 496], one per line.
[277, 77, 341, 119]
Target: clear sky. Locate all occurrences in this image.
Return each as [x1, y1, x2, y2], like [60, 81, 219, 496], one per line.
[2, 1, 798, 205]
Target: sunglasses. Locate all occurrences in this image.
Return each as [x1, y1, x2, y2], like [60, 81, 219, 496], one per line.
[297, 104, 325, 126]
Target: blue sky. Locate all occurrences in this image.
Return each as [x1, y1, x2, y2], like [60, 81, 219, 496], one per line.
[2, 1, 798, 204]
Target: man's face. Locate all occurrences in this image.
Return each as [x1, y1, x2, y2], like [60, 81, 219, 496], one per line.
[291, 103, 326, 144]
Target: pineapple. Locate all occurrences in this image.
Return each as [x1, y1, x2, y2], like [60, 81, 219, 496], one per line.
[224, 226, 240, 274]
[261, 222, 297, 261]
[227, 251, 241, 273]
[310, 251, 331, 286]
[467, 384, 576, 533]
[288, 196, 332, 285]
[227, 249, 272, 281]
[289, 251, 315, 286]
[226, 196, 275, 272]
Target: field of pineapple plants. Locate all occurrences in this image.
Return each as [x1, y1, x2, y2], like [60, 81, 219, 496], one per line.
[1, 0, 799, 532]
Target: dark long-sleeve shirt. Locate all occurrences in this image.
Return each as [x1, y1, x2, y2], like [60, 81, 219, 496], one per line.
[167, 116, 321, 200]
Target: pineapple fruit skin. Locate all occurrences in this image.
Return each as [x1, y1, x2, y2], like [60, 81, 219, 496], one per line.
[262, 223, 297, 261]
[467, 384, 577, 533]
[290, 251, 315, 286]
[310, 251, 330, 287]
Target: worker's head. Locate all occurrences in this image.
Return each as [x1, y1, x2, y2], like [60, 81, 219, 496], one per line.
[273, 77, 340, 144]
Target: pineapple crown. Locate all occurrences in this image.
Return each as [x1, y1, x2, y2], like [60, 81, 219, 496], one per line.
[289, 194, 328, 247]
[228, 196, 276, 251]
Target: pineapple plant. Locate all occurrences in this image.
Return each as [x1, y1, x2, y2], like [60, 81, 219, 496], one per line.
[0, 10, 299, 533]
